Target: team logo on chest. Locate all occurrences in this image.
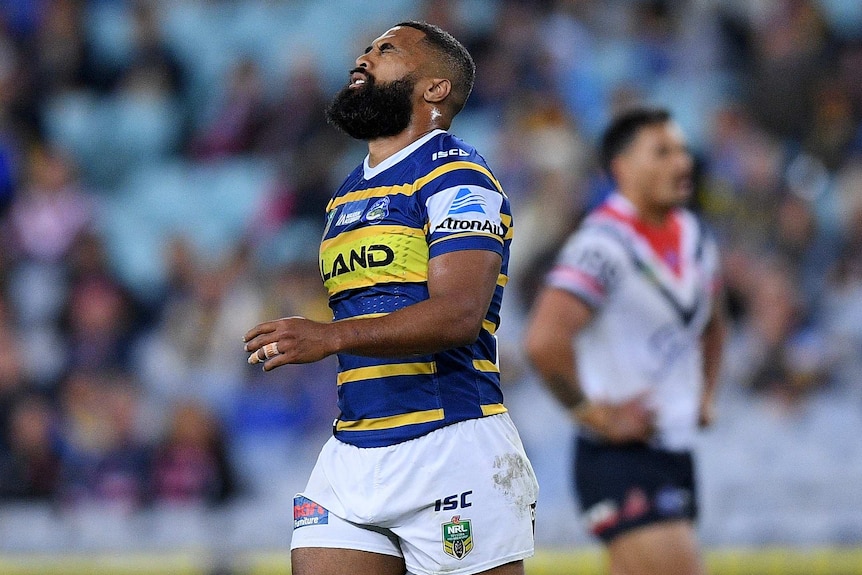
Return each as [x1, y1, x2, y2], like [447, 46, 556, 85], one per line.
[442, 515, 474, 560]
[364, 197, 390, 224]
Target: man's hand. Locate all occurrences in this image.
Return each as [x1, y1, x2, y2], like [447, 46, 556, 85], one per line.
[577, 395, 656, 444]
[243, 316, 333, 370]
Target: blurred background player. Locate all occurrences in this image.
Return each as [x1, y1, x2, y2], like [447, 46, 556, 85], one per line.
[243, 21, 538, 575]
[525, 108, 727, 575]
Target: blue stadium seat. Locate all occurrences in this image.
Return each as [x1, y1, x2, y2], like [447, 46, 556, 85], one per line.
[41, 91, 105, 182]
[100, 158, 274, 297]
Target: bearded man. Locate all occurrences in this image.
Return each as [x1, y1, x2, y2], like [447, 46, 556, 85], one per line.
[243, 21, 538, 575]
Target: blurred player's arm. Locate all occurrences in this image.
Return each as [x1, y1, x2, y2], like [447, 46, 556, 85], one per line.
[524, 287, 654, 443]
[698, 286, 728, 428]
[244, 249, 500, 368]
[524, 288, 592, 412]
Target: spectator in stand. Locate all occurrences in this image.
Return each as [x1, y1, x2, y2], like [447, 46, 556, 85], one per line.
[55, 370, 150, 512]
[150, 401, 237, 506]
[0, 320, 30, 446]
[5, 145, 93, 265]
[745, 0, 830, 141]
[805, 77, 858, 171]
[136, 244, 264, 408]
[730, 258, 832, 407]
[820, 203, 862, 380]
[111, 1, 185, 98]
[190, 57, 267, 161]
[31, 0, 107, 97]
[254, 60, 332, 157]
[0, 35, 22, 216]
[61, 274, 138, 373]
[1, 147, 97, 388]
[769, 193, 838, 307]
[0, 395, 61, 500]
[699, 105, 785, 248]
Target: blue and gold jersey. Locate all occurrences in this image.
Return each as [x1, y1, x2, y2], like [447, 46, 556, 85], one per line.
[319, 130, 513, 448]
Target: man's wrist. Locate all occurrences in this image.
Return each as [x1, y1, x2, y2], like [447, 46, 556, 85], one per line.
[568, 394, 591, 420]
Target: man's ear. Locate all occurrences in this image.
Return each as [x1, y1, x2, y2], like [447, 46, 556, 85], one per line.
[424, 78, 451, 104]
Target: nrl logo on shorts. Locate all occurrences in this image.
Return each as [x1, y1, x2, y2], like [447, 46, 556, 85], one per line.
[442, 515, 473, 560]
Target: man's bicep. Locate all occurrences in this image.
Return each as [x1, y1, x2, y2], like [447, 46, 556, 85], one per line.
[427, 249, 502, 304]
[530, 287, 595, 339]
[524, 286, 592, 374]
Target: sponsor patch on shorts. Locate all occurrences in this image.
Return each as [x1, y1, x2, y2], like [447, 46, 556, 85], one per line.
[584, 500, 620, 536]
[294, 496, 329, 529]
[622, 487, 650, 520]
[655, 486, 691, 516]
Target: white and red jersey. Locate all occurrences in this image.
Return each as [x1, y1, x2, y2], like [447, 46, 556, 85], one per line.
[546, 193, 721, 450]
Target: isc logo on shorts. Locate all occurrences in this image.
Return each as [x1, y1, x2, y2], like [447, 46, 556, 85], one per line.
[294, 496, 329, 529]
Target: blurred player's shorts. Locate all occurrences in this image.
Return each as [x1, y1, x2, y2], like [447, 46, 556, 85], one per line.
[574, 435, 697, 543]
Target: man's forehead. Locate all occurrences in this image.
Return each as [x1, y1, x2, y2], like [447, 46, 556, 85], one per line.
[372, 25, 425, 47]
[374, 27, 401, 42]
[634, 121, 685, 145]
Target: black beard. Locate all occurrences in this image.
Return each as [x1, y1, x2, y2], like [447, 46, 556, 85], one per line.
[326, 73, 415, 140]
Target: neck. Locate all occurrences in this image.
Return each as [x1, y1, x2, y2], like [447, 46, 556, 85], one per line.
[366, 113, 447, 167]
[620, 191, 673, 226]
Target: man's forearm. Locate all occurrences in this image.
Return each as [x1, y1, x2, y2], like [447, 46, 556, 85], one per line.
[701, 306, 727, 399]
[524, 288, 594, 413]
[328, 296, 484, 357]
[528, 343, 588, 412]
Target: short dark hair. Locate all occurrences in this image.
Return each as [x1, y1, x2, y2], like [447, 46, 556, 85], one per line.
[395, 20, 475, 116]
[599, 107, 672, 176]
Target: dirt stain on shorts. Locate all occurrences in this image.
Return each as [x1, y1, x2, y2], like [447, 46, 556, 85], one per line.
[492, 453, 538, 518]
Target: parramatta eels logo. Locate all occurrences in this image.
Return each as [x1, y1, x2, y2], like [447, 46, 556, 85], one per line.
[442, 515, 474, 560]
[364, 197, 390, 224]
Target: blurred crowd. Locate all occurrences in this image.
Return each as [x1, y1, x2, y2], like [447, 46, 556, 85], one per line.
[0, 0, 860, 517]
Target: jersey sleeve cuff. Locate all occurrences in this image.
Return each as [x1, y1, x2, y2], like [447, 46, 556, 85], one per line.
[428, 234, 504, 259]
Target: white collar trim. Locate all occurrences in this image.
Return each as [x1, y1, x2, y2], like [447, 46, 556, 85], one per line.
[607, 192, 637, 216]
[362, 130, 447, 180]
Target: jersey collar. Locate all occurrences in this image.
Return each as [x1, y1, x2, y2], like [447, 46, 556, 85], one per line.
[363, 129, 447, 180]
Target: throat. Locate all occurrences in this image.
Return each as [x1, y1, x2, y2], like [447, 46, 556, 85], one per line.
[633, 215, 683, 276]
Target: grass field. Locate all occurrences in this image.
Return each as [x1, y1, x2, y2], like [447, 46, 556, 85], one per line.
[1, 548, 861, 574]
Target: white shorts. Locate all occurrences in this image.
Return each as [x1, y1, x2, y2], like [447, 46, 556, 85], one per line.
[291, 413, 539, 575]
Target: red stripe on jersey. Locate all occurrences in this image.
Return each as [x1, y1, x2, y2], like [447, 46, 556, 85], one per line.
[549, 265, 606, 298]
[596, 204, 683, 277]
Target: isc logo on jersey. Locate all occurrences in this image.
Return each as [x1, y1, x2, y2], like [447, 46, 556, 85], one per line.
[428, 186, 505, 238]
[431, 148, 470, 161]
